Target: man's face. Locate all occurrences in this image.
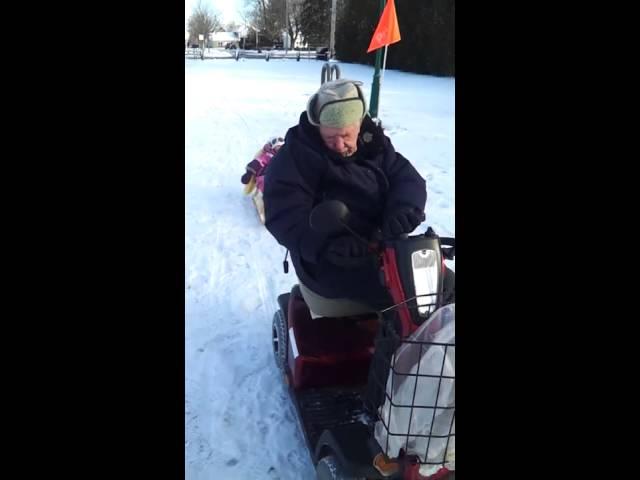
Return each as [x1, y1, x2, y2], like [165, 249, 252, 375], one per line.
[318, 122, 361, 157]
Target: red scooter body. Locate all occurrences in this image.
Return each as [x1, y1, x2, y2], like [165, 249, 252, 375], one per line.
[272, 201, 455, 480]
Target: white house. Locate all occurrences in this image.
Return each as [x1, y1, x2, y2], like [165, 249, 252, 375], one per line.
[210, 31, 240, 48]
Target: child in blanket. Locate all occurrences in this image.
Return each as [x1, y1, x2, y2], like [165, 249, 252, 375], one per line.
[240, 136, 285, 224]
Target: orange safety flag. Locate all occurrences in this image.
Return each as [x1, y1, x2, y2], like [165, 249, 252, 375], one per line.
[367, 0, 401, 53]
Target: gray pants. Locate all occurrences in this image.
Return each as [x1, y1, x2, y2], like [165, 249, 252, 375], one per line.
[298, 282, 375, 319]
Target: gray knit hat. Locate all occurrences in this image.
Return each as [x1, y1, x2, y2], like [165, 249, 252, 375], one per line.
[306, 79, 367, 128]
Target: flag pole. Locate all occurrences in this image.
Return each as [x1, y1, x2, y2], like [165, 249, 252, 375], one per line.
[382, 44, 389, 79]
[369, 0, 386, 123]
[378, 44, 389, 120]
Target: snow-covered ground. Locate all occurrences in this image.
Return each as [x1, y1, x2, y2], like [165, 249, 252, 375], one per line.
[185, 57, 454, 480]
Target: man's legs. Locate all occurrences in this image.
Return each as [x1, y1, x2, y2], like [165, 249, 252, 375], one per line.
[298, 282, 375, 318]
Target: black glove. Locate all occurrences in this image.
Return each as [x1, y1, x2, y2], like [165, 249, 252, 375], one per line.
[324, 236, 370, 268]
[382, 207, 425, 238]
[241, 171, 254, 184]
[241, 159, 262, 184]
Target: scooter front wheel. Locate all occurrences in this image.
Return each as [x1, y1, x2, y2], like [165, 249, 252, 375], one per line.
[316, 456, 364, 480]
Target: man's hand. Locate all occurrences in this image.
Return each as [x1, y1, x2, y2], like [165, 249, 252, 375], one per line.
[382, 207, 425, 238]
[324, 235, 371, 268]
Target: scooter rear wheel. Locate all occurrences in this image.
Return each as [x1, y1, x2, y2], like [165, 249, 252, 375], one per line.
[272, 310, 288, 369]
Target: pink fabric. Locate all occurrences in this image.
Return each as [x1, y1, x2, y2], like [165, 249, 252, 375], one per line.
[254, 143, 282, 193]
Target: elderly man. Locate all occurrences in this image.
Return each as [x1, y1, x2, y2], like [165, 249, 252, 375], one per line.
[264, 79, 452, 317]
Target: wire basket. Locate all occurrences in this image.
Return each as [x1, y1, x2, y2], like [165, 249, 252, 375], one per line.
[366, 297, 455, 467]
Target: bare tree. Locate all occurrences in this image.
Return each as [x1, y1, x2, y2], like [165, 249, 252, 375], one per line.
[242, 0, 304, 46]
[258, 0, 280, 43]
[225, 21, 240, 32]
[285, 0, 304, 47]
[187, 1, 221, 46]
[299, 0, 333, 48]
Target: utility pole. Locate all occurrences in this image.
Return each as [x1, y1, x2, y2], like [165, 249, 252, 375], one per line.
[329, 0, 337, 59]
[284, 0, 288, 50]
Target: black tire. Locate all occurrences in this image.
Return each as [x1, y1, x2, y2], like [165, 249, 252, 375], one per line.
[272, 310, 287, 369]
[316, 456, 364, 480]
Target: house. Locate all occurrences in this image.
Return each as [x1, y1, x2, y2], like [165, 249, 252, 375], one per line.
[210, 31, 240, 48]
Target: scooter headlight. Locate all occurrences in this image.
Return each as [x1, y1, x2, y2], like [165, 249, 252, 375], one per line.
[411, 249, 439, 317]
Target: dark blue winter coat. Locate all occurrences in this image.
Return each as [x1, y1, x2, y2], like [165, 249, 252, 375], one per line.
[264, 112, 426, 303]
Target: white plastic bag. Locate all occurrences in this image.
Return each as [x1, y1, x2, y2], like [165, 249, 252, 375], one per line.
[374, 304, 455, 467]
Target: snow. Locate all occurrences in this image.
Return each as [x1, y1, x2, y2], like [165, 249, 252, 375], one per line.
[185, 56, 454, 479]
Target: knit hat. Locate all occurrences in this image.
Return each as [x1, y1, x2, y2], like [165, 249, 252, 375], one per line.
[306, 79, 367, 128]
